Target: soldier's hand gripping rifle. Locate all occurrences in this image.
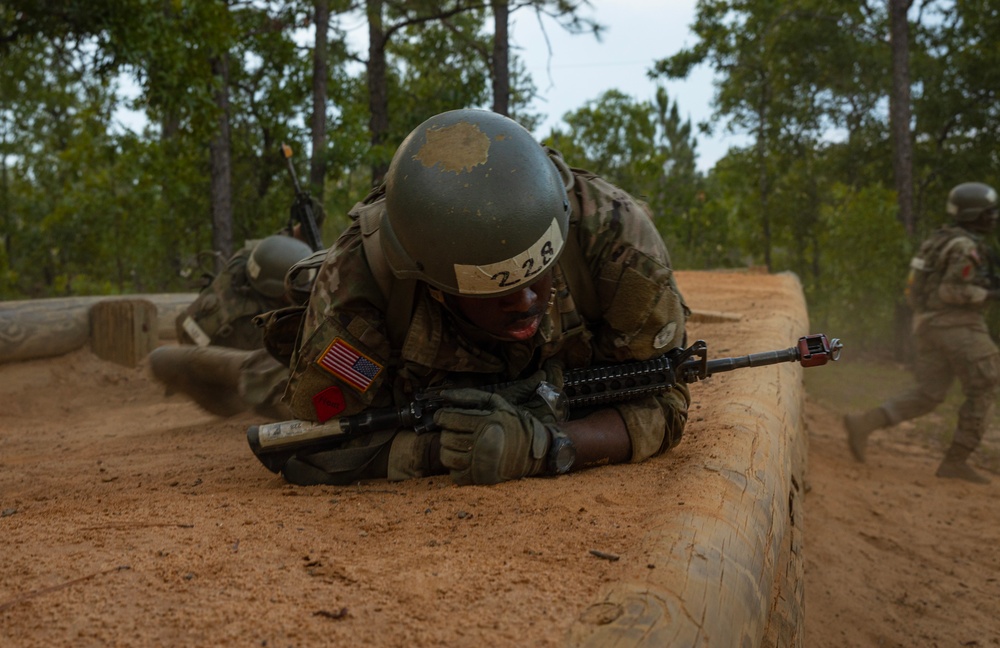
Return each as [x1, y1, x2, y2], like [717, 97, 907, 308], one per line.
[280, 143, 323, 252]
[247, 334, 842, 474]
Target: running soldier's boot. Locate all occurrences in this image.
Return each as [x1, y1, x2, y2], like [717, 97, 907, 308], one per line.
[935, 445, 991, 484]
[147, 345, 249, 417]
[843, 407, 888, 463]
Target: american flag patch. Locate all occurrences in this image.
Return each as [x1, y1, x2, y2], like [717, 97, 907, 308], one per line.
[316, 338, 383, 392]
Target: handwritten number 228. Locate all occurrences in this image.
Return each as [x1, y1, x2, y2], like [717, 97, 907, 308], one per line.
[491, 240, 556, 287]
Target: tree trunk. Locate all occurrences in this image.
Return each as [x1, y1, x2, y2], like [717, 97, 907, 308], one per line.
[1, 146, 9, 268]
[889, 0, 914, 237]
[310, 0, 330, 199]
[367, 0, 390, 186]
[490, 1, 510, 116]
[756, 81, 772, 271]
[209, 53, 234, 271]
[889, 0, 915, 362]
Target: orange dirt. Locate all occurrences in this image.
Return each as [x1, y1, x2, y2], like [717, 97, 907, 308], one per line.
[1, 271, 997, 647]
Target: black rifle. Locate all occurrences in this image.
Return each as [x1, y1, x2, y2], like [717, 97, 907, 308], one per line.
[247, 334, 842, 474]
[280, 143, 324, 252]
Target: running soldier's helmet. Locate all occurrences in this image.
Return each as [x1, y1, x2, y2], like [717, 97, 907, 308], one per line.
[381, 109, 571, 297]
[947, 182, 998, 223]
[245, 235, 313, 299]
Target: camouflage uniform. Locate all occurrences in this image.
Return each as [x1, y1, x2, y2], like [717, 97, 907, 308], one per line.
[153, 235, 313, 421]
[175, 241, 287, 350]
[886, 225, 1000, 450]
[281, 150, 690, 482]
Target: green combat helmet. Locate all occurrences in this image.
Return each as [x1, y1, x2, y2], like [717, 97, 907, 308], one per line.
[381, 109, 571, 297]
[246, 235, 313, 299]
[947, 182, 998, 223]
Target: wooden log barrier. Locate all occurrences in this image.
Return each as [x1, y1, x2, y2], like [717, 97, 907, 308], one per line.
[0, 293, 197, 364]
[89, 299, 159, 368]
[566, 271, 810, 647]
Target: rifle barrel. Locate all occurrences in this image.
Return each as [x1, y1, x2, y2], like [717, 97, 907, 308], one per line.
[704, 346, 801, 375]
[281, 142, 303, 193]
[280, 142, 323, 250]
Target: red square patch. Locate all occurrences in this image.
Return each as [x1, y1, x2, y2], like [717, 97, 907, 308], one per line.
[312, 386, 346, 423]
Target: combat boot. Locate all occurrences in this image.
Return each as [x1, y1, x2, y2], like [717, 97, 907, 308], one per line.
[843, 407, 888, 463]
[148, 345, 250, 417]
[935, 445, 990, 484]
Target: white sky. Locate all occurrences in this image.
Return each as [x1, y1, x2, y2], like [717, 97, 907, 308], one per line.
[510, 0, 746, 171]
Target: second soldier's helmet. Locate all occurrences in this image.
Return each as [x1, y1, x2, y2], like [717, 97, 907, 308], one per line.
[947, 182, 998, 223]
[245, 235, 313, 299]
[380, 109, 571, 297]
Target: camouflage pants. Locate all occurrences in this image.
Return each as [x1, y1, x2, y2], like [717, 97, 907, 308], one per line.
[881, 322, 1000, 451]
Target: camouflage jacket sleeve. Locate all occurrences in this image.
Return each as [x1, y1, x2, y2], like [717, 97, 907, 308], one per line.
[937, 236, 990, 307]
[564, 159, 691, 461]
[281, 222, 395, 422]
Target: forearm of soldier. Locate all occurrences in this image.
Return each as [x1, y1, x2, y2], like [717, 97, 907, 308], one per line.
[560, 408, 631, 470]
[546, 362, 686, 471]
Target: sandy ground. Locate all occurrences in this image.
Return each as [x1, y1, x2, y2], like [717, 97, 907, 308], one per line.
[1, 271, 998, 647]
[803, 402, 1000, 647]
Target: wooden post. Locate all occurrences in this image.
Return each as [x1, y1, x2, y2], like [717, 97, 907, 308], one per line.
[89, 299, 159, 368]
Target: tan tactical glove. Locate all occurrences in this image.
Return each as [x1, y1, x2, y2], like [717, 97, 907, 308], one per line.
[433, 388, 555, 485]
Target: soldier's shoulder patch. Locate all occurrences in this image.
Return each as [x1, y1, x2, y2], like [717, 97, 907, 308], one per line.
[312, 386, 346, 423]
[316, 337, 383, 392]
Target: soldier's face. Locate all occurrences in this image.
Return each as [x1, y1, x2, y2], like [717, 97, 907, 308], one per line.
[449, 272, 554, 341]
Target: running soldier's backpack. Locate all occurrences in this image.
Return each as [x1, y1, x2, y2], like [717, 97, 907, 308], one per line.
[905, 227, 971, 312]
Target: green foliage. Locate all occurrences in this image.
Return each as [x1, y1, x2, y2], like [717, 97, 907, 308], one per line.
[387, 8, 492, 142]
[912, 0, 1000, 218]
[808, 183, 909, 350]
[646, 0, 1000, 353]
[690, 151, 760, 268]
[1, 1, 607, 299]
[542, 88, 720, 266]
[4, 0, 1000, 373]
